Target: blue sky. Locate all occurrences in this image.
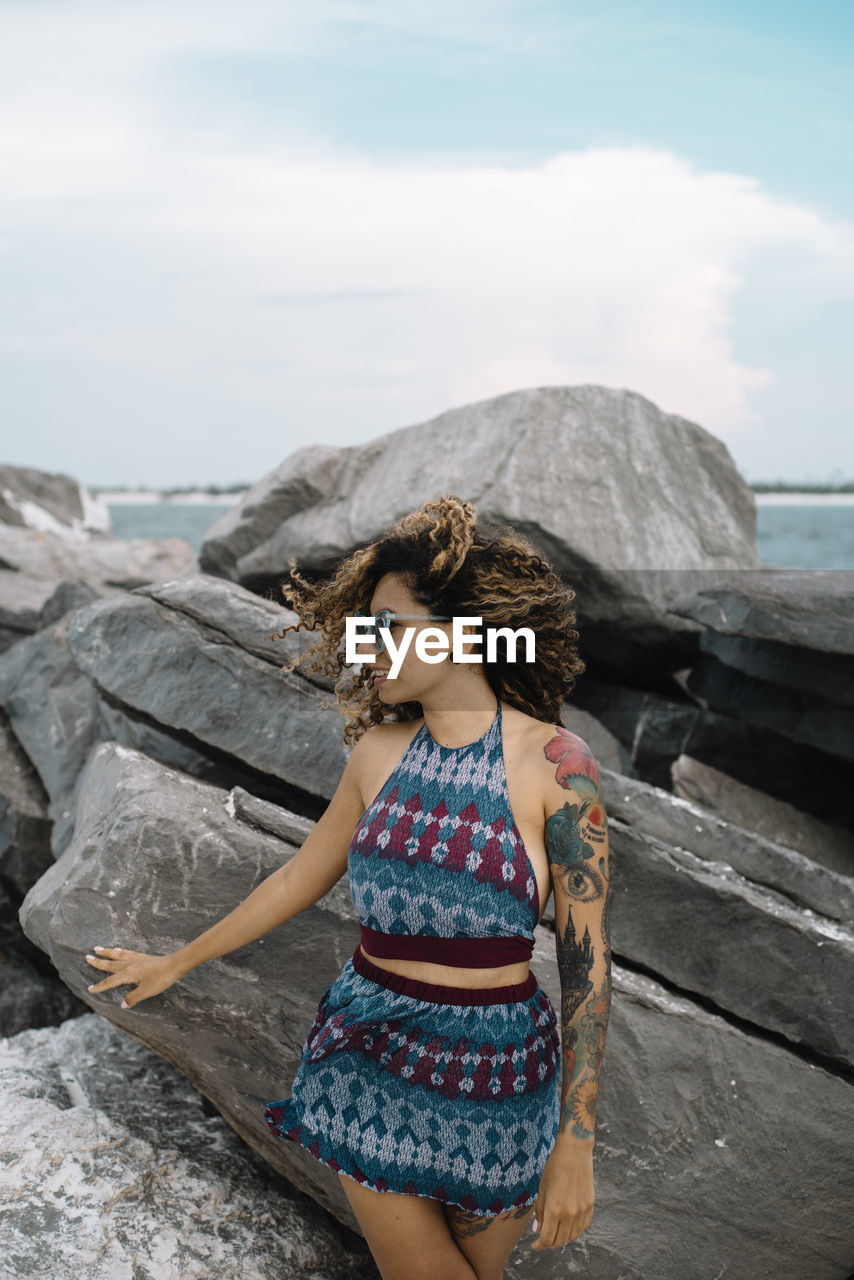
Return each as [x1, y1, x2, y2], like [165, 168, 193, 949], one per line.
[1, 0, 852, 486]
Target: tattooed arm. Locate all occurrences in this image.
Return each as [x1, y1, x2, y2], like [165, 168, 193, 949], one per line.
[531, 727, 611, 1251]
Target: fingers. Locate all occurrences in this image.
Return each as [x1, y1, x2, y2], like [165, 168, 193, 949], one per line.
[530, 1207, 593, 1251]
[530, 1202, 556, 1250]
[84, 947, 133, 995]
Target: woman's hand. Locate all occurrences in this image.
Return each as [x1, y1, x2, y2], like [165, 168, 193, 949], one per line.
[84, 946, 185, 1010]
[530, 1139, 595, 1251]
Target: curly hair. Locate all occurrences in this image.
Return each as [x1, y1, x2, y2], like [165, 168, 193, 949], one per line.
[265, 493, 586, 745]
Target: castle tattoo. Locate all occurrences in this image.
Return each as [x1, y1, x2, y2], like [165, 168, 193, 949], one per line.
[543, 727, 612, 1140]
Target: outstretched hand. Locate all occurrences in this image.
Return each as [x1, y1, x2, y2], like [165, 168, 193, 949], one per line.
[530, 1139, 595, 1251]
[84, 946, 184, 1009]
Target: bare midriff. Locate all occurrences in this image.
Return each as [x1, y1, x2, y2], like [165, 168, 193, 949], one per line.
[358, 947, 531, 990]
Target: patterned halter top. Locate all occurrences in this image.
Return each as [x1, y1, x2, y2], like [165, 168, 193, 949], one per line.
[347, 694, 541, 968]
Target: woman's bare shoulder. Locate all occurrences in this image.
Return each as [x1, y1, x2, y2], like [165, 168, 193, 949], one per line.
[501, 700, 564, 746]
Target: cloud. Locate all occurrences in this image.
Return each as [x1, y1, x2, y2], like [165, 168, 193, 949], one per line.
[0, 0, 852, 460]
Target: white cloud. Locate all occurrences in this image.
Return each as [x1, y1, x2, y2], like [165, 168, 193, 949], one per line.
[0, 0, 852, 466]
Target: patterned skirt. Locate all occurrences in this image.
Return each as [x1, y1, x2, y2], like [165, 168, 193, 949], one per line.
[264, 945, 561, 1218]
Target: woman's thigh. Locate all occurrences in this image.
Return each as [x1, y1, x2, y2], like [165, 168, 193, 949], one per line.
[444, 1202, 536, 1279]
[337, 1173, 477, 1280]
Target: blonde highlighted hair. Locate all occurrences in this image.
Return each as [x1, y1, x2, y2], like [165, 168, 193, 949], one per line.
[267, 494, 586, 744]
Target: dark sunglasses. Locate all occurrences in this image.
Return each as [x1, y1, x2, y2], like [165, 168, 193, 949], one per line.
[354, 608, 452, 655]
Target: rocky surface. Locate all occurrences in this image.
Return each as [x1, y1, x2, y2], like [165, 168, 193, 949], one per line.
[671, 754, 854, 879]
[0, 524, 197, 596]
[19, 741, 366, 1231]
[542, 815, 854, 1067]
[0, 574, 345, 865]
[0, 710, 53, 895]
[17, 741, 854, 1279]
[1, 420, 853, 1277]
[572, 674, 854, 827]
[0, 464, 197, 655]
[0, 1012, 376, 1280]
[600, 763, 854, 922]
[667, 568, 854, 654]
[666, 570, 854, 766]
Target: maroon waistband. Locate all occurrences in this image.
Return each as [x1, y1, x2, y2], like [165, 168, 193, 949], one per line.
[358, 923, 534, 968]
[352, 945, 537, 1006]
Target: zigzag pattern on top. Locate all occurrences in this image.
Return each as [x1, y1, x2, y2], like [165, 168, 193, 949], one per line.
[348, 697, 540, 941]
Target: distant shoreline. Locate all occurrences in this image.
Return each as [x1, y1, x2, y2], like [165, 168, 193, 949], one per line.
[753, 493, 854, 505]
[94, 490, 247, 505]
[92, 489, 854, 507]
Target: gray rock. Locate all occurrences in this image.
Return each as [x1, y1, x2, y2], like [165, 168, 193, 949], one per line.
[36, 578, 101, 629]
[0, 612, 104, 853]
[0, 943, 88, 1039]
[18, 742, 854, 1277]
[201, 387, 758, 579]
[573, 675, 854, 829]
[199, 444, 345, 584]
[698, 627, 854, 708]
[0, 610, 216, 863]
[550, 956, 854, 1280]
[685, 650, 854, 763]
[0, 524, 197, 594]
[0, 463, 112, 535]
[672, 755, 854, 878]
[0, 575, 346, 865]
[19, 740, 365, 1232]
[0, 576, 99, 659]
[560, 704, 637, 779]
[0, 464, 194, 652]
[665, 571, 854, 764]
[231, 785, 316, 847]
[600, 763, 854, 920]
[0, 709, 52, 895]
[0, 1012, 375, 1280]
[539, 813, 854, 1067]
[64, 577, 349, 800]
[199, 386, 759, 677]
[0, 569, 59, 655]
[668, 567, 854, 654]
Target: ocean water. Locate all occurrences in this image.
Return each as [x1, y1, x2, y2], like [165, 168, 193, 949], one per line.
[105, 500, 854, 569]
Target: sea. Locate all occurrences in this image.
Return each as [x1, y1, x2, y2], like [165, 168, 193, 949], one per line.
[101, 493, 854, 570]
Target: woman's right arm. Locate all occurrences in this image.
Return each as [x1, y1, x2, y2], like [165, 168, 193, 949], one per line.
[84, 730, 374, 1008]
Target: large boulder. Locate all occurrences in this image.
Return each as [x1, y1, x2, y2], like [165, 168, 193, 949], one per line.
[19, 740, 364, 1230]
[199, 386, 760, 677]
[201, 387, 758, 580]
[0, 574, 349, 862]
[18, 741, 854, 1278]
[62, 574, 349, 803]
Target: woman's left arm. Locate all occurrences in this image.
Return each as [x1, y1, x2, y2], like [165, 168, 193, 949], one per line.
[531, 726, 612, 1251]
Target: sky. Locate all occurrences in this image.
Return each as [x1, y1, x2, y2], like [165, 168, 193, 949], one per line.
[0, 0, 852, 488]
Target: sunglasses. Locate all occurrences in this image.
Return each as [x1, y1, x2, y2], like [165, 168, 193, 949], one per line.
[354, 608, 452, 655]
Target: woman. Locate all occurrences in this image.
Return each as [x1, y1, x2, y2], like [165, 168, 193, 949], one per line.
[84, 494, 612, 1280]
